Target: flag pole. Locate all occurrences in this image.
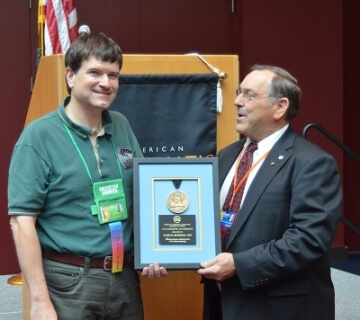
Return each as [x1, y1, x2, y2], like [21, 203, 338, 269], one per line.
[38, 0, 45, 60]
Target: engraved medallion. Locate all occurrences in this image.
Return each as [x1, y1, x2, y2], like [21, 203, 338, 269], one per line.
[167, 191, 189, 214]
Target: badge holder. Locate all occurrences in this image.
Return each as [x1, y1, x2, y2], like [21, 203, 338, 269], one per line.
[91, 179, 128, 224]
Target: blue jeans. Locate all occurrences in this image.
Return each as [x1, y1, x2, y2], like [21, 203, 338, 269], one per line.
[43, 258, 144, 320]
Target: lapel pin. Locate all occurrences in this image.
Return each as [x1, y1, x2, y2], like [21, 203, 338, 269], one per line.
[278, 155, 284, 160]
[271, 162, 275, 166]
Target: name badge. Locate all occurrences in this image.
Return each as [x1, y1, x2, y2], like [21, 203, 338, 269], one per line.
[220, 210, 236, 228]
[91, 179, 128, 225]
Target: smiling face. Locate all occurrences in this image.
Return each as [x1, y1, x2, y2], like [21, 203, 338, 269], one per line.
[234, 70, 288, 142]
[66, 55, 120, 113]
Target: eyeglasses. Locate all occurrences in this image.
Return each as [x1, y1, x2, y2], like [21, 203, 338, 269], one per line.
[235, 88, 271, 102]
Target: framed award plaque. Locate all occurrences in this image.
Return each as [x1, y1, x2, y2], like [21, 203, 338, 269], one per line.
[133, 157, 221, 269]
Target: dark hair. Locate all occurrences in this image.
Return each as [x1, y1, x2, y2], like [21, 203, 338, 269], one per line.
[65, 32, 123, 73]
[251, 64, 302, 121]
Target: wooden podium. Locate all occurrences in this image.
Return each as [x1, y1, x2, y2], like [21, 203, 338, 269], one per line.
[23, 54, 239, 320]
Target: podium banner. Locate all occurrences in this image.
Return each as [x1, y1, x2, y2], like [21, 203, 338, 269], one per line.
[110, 73, 218, 157]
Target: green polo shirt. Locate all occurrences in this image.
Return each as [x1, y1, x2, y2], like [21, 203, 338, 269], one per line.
[8, 97, 143, 257]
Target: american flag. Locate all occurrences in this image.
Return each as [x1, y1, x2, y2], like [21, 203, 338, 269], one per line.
[38, 0, 79, 56]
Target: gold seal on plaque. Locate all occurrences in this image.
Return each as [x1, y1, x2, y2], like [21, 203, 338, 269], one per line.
[167, 191, 189, 214]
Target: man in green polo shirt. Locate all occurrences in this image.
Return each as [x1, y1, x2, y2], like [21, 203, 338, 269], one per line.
[8, 32, 167, 320]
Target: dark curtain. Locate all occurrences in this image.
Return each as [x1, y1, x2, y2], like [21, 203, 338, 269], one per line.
[110, 73, 218, 157]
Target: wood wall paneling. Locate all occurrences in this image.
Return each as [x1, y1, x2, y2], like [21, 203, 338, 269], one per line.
[343, 0, 360, 251]
[0, 1, 33, 274]
[240, 0, 344, 246]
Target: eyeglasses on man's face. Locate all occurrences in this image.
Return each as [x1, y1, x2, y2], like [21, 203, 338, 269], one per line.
[235, 88, 271, 103]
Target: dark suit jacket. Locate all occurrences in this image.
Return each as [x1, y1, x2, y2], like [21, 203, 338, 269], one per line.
[204, 126, 342, 320]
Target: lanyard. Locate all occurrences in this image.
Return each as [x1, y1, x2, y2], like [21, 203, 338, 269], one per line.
[64, 124, 125, 273]
[64, 124, 123, 184]
[229, 148, 269, 206]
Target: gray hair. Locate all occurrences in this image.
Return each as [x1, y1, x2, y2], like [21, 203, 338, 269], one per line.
[251, 64, 302, 121]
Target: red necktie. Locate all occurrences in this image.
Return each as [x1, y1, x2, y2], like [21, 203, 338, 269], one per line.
[221, 142, 258, 249]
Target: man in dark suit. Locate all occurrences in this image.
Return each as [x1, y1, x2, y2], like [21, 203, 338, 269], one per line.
[197, 65, 342, 320]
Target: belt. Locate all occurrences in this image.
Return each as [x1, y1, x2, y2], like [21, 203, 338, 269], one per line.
[42, 248, 133, 271]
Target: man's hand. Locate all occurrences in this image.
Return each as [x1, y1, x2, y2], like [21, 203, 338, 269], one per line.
[141, 262, 168, 279]
[196, 252, 236, 281]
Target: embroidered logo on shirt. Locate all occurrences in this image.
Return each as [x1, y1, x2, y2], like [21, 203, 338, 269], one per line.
[117, 148, 134, 169]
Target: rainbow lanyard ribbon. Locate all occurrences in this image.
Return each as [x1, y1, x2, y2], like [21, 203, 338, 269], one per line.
[109, 222, 124, 272]
[65, 124, 124, 273]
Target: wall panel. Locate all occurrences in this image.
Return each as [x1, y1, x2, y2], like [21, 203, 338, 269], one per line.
[0, 1, 33, 275]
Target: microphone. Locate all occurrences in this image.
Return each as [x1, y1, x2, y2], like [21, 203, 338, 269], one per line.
[78, 25, 91, 36]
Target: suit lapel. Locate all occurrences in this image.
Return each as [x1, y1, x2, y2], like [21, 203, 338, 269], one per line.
[225, 128, 296, 249]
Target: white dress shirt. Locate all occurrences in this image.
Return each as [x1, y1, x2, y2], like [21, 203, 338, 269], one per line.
[220, 124, 289, 210]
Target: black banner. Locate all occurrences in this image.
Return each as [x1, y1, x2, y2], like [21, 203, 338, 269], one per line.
[110, 74, 218, 157]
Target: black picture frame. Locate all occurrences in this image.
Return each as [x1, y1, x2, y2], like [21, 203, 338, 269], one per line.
[133, 157, 220, 269]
